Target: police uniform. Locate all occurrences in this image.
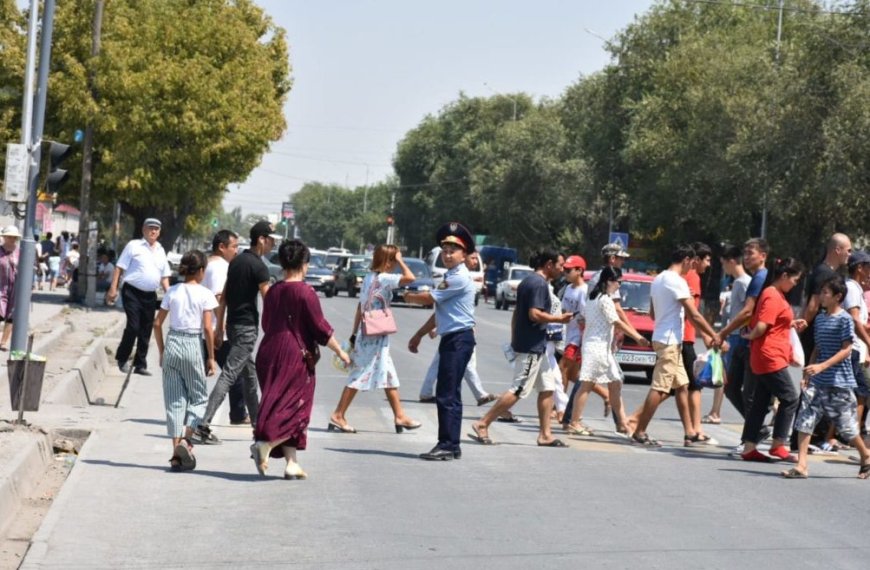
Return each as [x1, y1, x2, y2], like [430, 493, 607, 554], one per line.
[422, 223, 477, 460]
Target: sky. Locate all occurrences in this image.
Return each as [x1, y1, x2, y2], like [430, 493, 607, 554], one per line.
[227, 0, 659, 216]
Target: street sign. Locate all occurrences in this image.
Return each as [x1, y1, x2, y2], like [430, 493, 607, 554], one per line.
[609, 232, 629, 250]
[3, 143, 29, 202]
[282, 201, 295, 220]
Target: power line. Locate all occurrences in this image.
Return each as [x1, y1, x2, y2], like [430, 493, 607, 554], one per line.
[266, 149, 393, 168]
[256, 166, 466, 190]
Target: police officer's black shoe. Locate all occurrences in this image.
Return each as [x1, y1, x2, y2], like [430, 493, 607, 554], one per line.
[419, 446, 460, 461]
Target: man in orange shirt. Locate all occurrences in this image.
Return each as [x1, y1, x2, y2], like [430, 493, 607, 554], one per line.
[683, 242, 716, 445]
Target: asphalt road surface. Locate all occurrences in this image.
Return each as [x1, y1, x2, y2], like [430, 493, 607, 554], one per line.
[22, 294, 870, 569]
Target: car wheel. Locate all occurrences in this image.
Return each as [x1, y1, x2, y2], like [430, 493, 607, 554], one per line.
[348, 287, 356, 298]
[325, 288, 335, 298]
[495, 296, 502, 310]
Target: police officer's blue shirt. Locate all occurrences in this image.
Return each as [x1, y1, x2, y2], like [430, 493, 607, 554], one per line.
[431, 263, 476, 336]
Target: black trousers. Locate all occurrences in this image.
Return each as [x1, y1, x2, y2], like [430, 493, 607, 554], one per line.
[116, 283, 158, 370]
[435, 329, 475, 452]
[202, 339, 248, 422]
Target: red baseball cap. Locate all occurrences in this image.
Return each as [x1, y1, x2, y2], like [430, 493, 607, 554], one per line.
[564, 255, 587, 270]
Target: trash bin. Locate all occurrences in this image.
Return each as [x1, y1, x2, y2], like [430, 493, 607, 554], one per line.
[7, 355, 47, 412]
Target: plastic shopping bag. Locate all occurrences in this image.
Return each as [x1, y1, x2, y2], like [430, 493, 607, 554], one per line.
[789, 327, 805, 368]
[695, 349, 724, 388]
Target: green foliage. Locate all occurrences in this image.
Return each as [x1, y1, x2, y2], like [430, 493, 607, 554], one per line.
[44, 0, 291, 248]
[0, 0, 25, 183]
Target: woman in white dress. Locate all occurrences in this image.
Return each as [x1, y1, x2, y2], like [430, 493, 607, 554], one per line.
[329, 245, 422, 433]
[565, 266, 650, 436]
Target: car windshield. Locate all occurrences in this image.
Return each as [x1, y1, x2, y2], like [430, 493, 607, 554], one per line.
[310, 254, 325, 268]
[620, 281, 651, 313]
[349, 260, 367, 271]
[394, 259, 431, 279]
[324, 254, 344, 267]
[510, 269, 532, 281]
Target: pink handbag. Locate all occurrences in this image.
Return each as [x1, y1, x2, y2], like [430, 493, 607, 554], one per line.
[362, 277, 397, 336]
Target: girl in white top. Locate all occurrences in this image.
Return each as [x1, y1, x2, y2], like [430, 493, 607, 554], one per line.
[566, 266, 649, 436]
[154, 250, 218, 472]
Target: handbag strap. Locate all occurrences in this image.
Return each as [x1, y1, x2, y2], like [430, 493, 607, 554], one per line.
[362, 273, 390, 312]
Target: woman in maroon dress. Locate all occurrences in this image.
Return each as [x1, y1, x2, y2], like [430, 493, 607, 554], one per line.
[252, 240, 350, 479]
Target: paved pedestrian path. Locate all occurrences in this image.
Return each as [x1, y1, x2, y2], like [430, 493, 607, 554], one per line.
[17, 297, 870, 569]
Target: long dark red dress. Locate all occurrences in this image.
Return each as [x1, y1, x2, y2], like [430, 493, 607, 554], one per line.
[254, 281, 334, 457]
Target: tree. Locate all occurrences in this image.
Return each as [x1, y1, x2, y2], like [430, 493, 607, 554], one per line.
[46, 0, 291, 249]
[291, 182, 356, 249]
[0, 0, 25, 197]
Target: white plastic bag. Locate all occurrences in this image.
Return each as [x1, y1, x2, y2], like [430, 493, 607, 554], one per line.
[789, 327, 804, 368]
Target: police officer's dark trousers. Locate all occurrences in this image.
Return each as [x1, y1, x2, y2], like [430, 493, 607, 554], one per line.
[436, 329, 475, 452]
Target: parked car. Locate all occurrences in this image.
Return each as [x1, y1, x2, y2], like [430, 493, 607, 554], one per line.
[426, 246, 483, 305]
[494, 264, 533, 310]
[391, 257, 434, 308]
[323, 251, 352, 270]
[480, 245, 518, 297]
[585, 270, 656, 381]
[333, 256, 368, 297]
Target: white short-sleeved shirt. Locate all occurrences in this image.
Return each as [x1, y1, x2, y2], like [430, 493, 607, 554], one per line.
[160, 282, 219, 333]
[202, 255, 228, 333]
[116, 238, 171, 291]
[561, 282, 588, 346]
[844, 278, 867, 345]
[651, 269, 691, 345]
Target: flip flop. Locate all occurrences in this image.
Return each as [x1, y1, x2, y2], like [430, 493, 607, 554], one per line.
[859, 462, 870, 480]
[565, 425, 593, 436]
[496, 413, 522, 423]
[631, 433, 662, 448]
[781, 468, 808, 479]
[537, 439, 567, 447]
[468, 424, 494, 445]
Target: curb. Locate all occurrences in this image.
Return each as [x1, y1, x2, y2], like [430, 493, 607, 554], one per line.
[44, 318, 126, 407]
[0, 430, 54, 540]
[20, 431, 100, 569]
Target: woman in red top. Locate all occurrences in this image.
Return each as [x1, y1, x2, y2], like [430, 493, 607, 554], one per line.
[740, 258, 807, 462]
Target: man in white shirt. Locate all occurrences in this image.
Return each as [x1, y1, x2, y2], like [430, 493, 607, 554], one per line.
[201, 230, 248, 425]
[631, 244, 721, 447]
[107, 218, 171, 375]
[96, 251, 115, 292]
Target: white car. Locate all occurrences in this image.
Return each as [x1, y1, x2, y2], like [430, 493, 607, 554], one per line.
[494, 264, 533, 310]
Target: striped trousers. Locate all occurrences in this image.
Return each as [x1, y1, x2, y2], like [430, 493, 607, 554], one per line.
[162, 330, 208, 438]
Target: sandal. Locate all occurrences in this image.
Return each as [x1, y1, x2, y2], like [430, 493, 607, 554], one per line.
[496, 413, 522, 423]
[631, 433, 662, 447]
[174, 441, 196, 471]
[859, 462, 870, 480]
[565, 424, 593, 436]
[781, 467, 808, 479]
[468, 424, 494, 445]
[168, 456, 183, 472]
[702, 414, 721, 425]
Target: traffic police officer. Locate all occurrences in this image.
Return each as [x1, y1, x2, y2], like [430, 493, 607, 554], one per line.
[406, 222, 476, 460]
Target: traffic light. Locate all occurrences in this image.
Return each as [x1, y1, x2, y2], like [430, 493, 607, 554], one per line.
[46, 141, 72, 194]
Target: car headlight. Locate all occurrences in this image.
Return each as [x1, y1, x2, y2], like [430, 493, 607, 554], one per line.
[320, 275, 334, 282]
[356, 276, 363, 283]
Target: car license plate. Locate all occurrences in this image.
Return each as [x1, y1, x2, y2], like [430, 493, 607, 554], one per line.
[615, 351, 656, 366]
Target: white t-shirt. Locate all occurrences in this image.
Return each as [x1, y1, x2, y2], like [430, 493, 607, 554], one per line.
[561, 282, 588, 346]
[651, 269, 691, 345]
[202, 256, 229, 335]
[160, 282, 219, 334]
[844, 278, 867, 345]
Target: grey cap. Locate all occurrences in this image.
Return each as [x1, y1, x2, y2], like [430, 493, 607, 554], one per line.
[143, 218, 162, 228]
[848, 250, 870, 267]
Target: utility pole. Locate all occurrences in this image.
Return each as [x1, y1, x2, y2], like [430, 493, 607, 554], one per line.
[11, 0, 58, 353]
[761, 0, 785, 240]
[77, 0, 105, 307]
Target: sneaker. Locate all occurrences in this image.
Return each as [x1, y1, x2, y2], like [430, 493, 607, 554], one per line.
[729, 443, 745, 457]
[419, 396, 436, 403]
[133, 367, 152, 376]
[190, 425, 222, 445]
[119, 362, 131, 374]
[229, 417, 251, 426]
[476, 394, 498, 406]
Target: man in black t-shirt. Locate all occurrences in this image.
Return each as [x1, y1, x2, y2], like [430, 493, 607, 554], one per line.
[470, 249, 572, 447]
[195, 221, 277, 444]
[800, 233, 851, 358]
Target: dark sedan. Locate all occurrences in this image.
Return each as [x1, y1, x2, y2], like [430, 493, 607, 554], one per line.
[304, 254, 336, 297]
[391, 257, 434, 308]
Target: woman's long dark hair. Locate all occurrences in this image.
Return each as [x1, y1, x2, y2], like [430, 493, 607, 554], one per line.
[589, 266, 622, 301]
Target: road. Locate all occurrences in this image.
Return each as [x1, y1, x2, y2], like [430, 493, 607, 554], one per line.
[22, 294, 870, 569]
